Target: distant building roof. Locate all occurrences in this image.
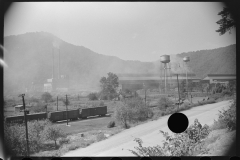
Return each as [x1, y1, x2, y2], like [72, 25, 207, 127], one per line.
[117, 73, 196, 77]
[206, 74, 236, 77]
[203, 74, 236, 80]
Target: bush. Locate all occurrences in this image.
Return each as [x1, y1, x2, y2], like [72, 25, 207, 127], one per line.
[99, 101, 105, 106]
[115, 97, 152, 128]
[42, 125, 66, 149]
[198, 99, 216, 106]
[221, 89, 233, 97]
[216, 99, 236, 131]
[152, 110, 164, 120]
[88, 93, 98, 101]
[59, 137, 70, 145]
[129, 119, 210, 156]
[107, 121, 115, 128]
[4, 120, 52, 156]
[29, 102, 47, 113]
[41, 92, 53, 103]
[158, 97, 174, 111]
[96, 133, 106, 142]
[114, 103, 130, 129]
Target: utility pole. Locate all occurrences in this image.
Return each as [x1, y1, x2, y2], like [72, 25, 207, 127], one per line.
[143, 83, 146, 107]
[66, 94, 69, 126]
[18, 94, 30, 156]
[56, 96, 58, 111]
[177, 74, 180, 112]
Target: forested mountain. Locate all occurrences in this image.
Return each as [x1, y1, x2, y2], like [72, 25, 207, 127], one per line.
[3, 32, 156, 93]
[176, 44, 236, 78]
[4, 32, 235, 94]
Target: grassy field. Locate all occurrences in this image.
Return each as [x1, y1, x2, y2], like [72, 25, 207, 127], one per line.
[56, 114, 115, 135]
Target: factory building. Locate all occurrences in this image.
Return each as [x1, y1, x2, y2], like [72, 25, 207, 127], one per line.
[117, 73, 201, 92]
[202, 74, 236, 84]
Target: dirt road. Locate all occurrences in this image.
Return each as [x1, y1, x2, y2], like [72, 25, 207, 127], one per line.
[63, 100, 232, 157]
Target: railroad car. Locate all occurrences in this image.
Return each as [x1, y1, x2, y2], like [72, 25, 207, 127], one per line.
[5, 106, 107, 124]
[48, 109, 79, 122]
[26, 112, 47, 121]
[5, 115, 24, 124]
[96, 106, 107, 116]
[79, 108, 90, 119]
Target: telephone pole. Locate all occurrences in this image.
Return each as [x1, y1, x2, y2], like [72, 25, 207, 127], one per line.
[177, 74, 180, 112]
[66, 94, 69, 126]
[57, 96, 58, 111]
[18, 94, 30, 156]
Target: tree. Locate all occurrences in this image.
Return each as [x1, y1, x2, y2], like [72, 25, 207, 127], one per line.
[62, 97, 70, 106]
[88, 92, 98, 100]
[43, 125, 65, 149]
[41, 92, 52, 103]
[187, 81, 195, 92]
[158, 97, 174, 111]
[100, 72, 119, 100]
[216, 7, 236, 35]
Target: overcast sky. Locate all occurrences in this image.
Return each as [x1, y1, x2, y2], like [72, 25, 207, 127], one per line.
[4, 2, 236, 62]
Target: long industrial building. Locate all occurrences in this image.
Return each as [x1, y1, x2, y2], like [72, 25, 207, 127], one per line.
[202, 74, 236, 84]
[117, 73, 201, 92]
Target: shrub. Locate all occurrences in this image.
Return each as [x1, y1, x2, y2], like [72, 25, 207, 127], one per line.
[114, 97, 152, 128]
[210, 119, 227, 131]
[96, 133, 106, 142]
[158, 97, 174, 111]
[41, 92, 53, 103]
[88, 93, 98, 101]
[59, 137, 70, 145]
[29, 102, 47, 113]
[99, 93, 108, 100]
[42, 125, 66, 149]
[114, 103, 130, 129]
[151, 111, 163, 120]
[216, 99, 236, 131]
[129, 119, 210, 156]
[107, 121, 115, 128]
[221, 89, 233, 97]
[4, 120, 52, 156]
[99, 101, 105, 106]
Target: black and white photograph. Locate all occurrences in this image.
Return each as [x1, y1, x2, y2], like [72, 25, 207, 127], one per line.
[3, 2, 236, 157]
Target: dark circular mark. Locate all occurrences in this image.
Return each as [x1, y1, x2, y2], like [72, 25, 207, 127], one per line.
[200, 157, 211, 160]
[111, 157, 122, 160]
[141, 157, 152, 160]
[170, 157, 181, 160]
[168, 113, 189, 133]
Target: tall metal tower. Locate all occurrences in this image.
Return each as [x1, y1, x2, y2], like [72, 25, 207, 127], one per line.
[160, 55, 171, 94]
[183, 56, 190, 97]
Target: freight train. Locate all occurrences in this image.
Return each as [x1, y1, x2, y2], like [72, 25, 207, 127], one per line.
[5, 106, 107, 124]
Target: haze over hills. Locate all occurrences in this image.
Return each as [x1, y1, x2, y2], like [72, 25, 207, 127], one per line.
[176, 44, 236, 78]
[3, 32, 236, 94]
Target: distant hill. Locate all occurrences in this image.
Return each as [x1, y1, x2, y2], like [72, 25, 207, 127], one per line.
[3, 32, 156, 93]
[4, 32, 236, 94]
[176, 44, 236, 78]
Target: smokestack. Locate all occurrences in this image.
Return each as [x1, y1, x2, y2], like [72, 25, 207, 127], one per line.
[52, 47, 54, 79]
[58, 48, 60, 79]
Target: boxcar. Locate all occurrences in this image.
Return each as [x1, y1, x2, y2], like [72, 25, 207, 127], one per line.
[48, 109, 79, 122]
[79, 106, 107, 119]
[27, 112, 47, 121]
[79, 108, 90, 119]
[5, 115, 24, 124]
[96, 106, 107, 116]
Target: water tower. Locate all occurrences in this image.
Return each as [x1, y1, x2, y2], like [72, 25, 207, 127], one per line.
[160, 55, 171, 94]
[183, 56, 190, 97]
